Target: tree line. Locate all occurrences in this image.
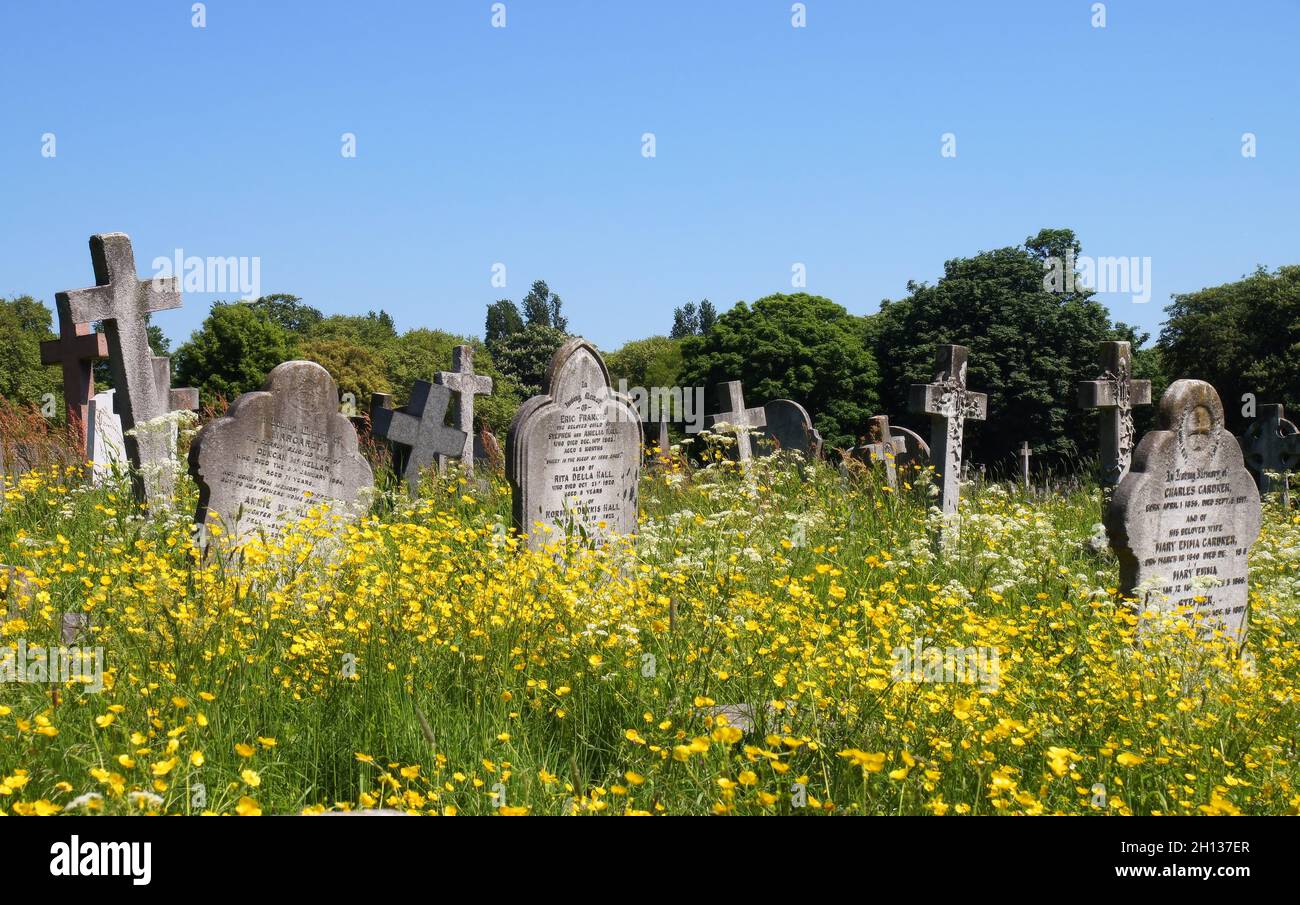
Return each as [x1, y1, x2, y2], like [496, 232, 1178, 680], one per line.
[3, 228, 1296, 467]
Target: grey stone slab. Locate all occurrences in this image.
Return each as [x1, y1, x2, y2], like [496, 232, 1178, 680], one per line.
[506, 339, 641, 550]
[373, 380, 465, 495]
[759, 399, 822, 460]
[435, 344, 493, 475]
[189, 361, 375, 545]
[1106, 379, 1261, 644]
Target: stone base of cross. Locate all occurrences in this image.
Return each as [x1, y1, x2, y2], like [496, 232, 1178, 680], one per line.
[908, 344, 987, 551]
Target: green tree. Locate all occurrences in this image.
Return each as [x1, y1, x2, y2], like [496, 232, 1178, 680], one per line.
[874, 228, 1136, 465]
[697, 299, 717, 333]
[679, 293, 878, 449]
[670, 303, 699, 339]
[520, 280, 567, 331]
[308, 310, 399, 349]
[1159, 265, 1300, 433]
[174, 302, 299, 405]
[250, 294, 324, 336]
[485, 299, 525, 353]
[0, 295, 59, 409]
[606, 336, 684, 392]
[494, 324, 569, 397]
[299, 338, 391, 405]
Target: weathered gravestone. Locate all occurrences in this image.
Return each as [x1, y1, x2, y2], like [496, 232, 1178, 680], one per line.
[909, 344, 987, 549]
[372, 381, 465, 495]
[1106, 380, 1261, 643]
[506, 339, 641, 550]
[704, 381, 766, 462]
[189, 361, 375, 545]
[861, 414, 907, 489]
[435, 345, 493, 475]
[1017, 441, 1032, 489]
[86, 389, 127, 483]
[758, 399, 823, 460]
[40, 314, 109, 449]
[1079, 341, 1152, 505]
[56, 233, 197, 506]
[1239, 404, 1300, 508]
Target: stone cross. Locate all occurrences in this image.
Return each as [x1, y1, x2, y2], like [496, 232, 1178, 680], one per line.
[1240, 404, 1300, 508]
[56, 233, 194, 504]
[434, 345, 493, 475]
[863, 414, 906, 489]
[1078, 341, 1152, 501]
[39, 310, 109, 447]
[373, 381, 465, 495]
[1018, 441, 1032, 489]
[657, 416, 670, 454]
[909, 344, 988, 549]
[705, 381, 766, 462]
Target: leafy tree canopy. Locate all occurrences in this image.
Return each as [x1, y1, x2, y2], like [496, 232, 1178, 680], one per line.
[298, 337, 391, 406]
[0, 296, 59, 410]
[493, 324, 569, 398]
[679, 292, 878, 450]
[174, 302, 298, 406]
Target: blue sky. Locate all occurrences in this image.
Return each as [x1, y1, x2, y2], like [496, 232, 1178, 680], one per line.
[3, 0, 1297, 352]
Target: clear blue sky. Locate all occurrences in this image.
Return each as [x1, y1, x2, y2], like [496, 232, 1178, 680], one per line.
[3, 0, 1297, 353]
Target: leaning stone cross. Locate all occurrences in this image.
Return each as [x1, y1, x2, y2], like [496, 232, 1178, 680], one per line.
[909, 344, 987, 549]
[1078, 341, 1151, 502]
[1240, 403, 1300, 508]
[40, 309, 109, 448]
[705, 380, 766, 462]
[55, 233, 195, 505]
[434, 345, 493, 475]
[373, 380, 466, 494]
[863, 414, 906, 489]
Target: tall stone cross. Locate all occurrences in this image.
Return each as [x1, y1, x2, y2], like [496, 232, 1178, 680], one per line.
[55, 233, 195, 505]
[1078, 341, 1151, 502]
[705, 381, 766, 462]
[373, 380, 466, 495]
[863, 414, 906, 490]
[1017, 441, 1032, 489]
[909, 344, 987, 548]
[1240, 404, 1300, 508]
[435, 345, 493, 475]
[39, 309, 109, 447]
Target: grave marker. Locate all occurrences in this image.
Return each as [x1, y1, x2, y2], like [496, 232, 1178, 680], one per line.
[1239, 404, 1300, 508]
[1017, 441, 1032, 489]
[760, 399, 822, 460]
[39, 312, 109, 447]
[909, 344, 987, 548]
[862, 414, 906, 489]
[86, 389, 127, 483]
[56, 233, 196, 505]
[506, 339, 640, 550]
[435, 345, 493, 475]
[189, 361, 374, 545]
[704, 381, 766, 462]
[1079, 341, 1152, 502]
[372, 381, 465, 494]
[1106, 380, 1261, 643]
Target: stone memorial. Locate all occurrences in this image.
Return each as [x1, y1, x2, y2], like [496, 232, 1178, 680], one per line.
[861, 414, 907, 489]
[434, 344, 493, 475]
[704, 381, 766, 462]
[1017, 441, 1032, 489]
[40, 311, 109, 448]
[759, 399, 822, 460]
[1239, 403, 1300, 508]
[190, 361, 375, 545]
[890, 424, 930, 471]
[1079, 341, 1152, 504]
[1106, 380, 1261, 643]
[372, 381, 465, 494]
[506, 338, 640, 550]
[56, 233, 197, 506]
[86, 389, 127, 483]
[909, 344, 987, 549]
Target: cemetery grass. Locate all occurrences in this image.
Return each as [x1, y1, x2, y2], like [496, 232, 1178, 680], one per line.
[3, 445, 1300, 816]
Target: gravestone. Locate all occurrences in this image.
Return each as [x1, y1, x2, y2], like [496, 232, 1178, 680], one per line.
[909, 344, 987, 549]
[759, 399, 823, 460]
[704, 381, 766, 462]
[475, 427, 502, 469]
[1239, 404, 1300, 508]
[86, 389, 127, 483]
[372, 381, 465, 494]
[1017, 441, 1032, 489]
[890, 424, 929, 471]
[56, 233, 197, 506]
[1106, 380, 1261, 643]
[189, 361, 375, 545]
[40, 313, 109, 448]
[434, 345, 493, 475]
[1079, 341, 1152, 504]
[506, 338, 641, 550]
[862, 414, 906, 488]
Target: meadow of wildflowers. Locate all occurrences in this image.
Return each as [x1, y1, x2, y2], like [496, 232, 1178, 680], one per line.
[1, 435, 1297, 816]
